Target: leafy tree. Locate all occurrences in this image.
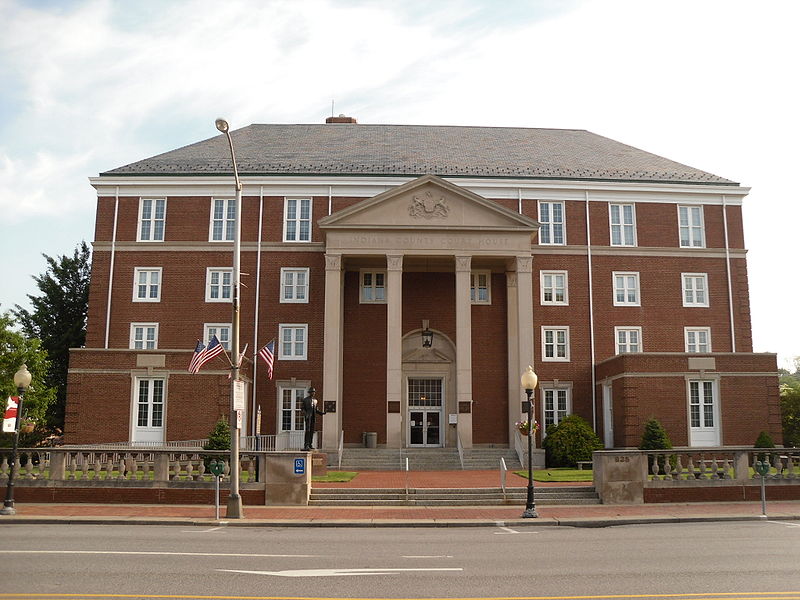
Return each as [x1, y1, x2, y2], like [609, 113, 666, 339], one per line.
[12, 242, 90, 429]
[541, 414, 603, 467]
[0, 312, 57, 446]
[781, 384, 800, 448]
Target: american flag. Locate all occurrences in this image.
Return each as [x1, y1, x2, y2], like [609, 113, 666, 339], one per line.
[258, 339, 275, 379]
[187, 340, 206, 374]
[188, 335, 224, 374]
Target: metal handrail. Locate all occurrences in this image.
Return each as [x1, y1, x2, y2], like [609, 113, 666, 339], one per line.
[500, 457, 508, 500]
[337, 430, 344, 471]
[456, 430, 465, 470]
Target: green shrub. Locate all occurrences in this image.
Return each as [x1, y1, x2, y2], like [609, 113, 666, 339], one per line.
[203, 416, 230, 470]
[541, 414, 603, 468]
[639, 418, 673, 472]
[754, 430, 775, 461]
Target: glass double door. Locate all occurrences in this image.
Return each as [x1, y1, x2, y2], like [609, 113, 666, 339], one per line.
[408, 378, 443, 447]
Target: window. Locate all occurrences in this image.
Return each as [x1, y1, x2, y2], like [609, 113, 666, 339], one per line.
[210, 198, 235, 241]
[130, 323, 159, 350]
[284, 198, 312, 242]
[613, 271, 640, 306]
[541, 387, 571, 430]
[280, 268, 310, 303]
[279, 386, 307, 432]
[615, 326, 642, 353]
[538, 201, 565, 245]
[540, 270, 568, 305]
[360, 271, 386, 303]
[470, 271, 491, 304]
[135, 377, 164, 428]
[542, 326, 570, 361]
[609, 203, 636, 246]
[132, 268, 161, 302]
[689, 380, 715, 428]
[205, 268, 232, 302]
[682, 273, 709, 307]
[679, 205, 705, 248]
[685, 327, 711, 353]
[279, 324, 307, 360]
[138, 198, 165, 242]
[204, 323, 231, 351]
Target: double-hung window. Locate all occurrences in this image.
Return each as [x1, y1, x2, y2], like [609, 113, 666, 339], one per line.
[542, 326, 570, 361]
[284, 198, 312, 242]
[279, 324, 308, 360]
[360, 271, 386, 303]
[613, 272, 640, 306]
[615, 326, 642, 353]
[470, 271, 491, 304]
[609, 203, 636, 246]
[205, 268, 232, 302]
[685, 327, 711, 353]
[210, 198, 235, 241]
[204, 323, 231, 351]
[679, 205, 705, 248]
[682, 273, 709, 307]
[540, 270, 568, 305]
[133, 268, 161, 302]
[138, 198, 165, 242]
[130, 323, 159, 350]
[538, 201, 565, 245]
[280, 268, 310, 303]
[541, 387, 571, 430]
[279, 386, 307, 432]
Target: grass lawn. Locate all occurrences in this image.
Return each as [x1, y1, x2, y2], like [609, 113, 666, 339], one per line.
[312, 471, 358, 482]
[514, 467, 594, 482]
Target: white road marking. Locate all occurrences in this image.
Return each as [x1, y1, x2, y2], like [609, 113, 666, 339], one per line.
[402, 555, 453, 558]
[218, 567, 463, 578]
[768, 521, 800, 528]
[0, 550, 316, 558]
[182, 527, 225, 533]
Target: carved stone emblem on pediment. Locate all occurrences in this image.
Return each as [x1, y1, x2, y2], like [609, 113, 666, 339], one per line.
[409, 191, 449, 219]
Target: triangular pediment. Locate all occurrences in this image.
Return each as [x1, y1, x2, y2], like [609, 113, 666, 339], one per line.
[319, 175, 538, 232]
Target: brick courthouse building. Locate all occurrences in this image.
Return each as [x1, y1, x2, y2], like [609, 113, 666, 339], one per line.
[65, 117, 781, 450]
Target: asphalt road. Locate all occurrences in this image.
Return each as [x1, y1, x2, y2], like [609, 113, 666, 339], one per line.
[1, 521, 799, 599]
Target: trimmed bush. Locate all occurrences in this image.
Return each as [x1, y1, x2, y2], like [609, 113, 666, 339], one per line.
[203, 416, 231, 470]
[639, 418, 672, 451]
[754, 430, 775, 461]
[542, 414, 603, 468]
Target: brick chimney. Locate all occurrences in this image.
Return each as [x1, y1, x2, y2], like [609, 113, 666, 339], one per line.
[325, 114, 357, 124]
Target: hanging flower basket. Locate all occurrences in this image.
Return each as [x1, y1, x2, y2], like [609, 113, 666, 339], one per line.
[516, 420, 539, 436]
[21, 420, 35, 434]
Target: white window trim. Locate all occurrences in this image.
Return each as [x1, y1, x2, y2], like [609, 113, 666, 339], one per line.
[686, 377, 721, 445]
[204, 323, 232, 351]
[537, 200, 566, 245]
[205, 267, 233, 303]
[280, 267, 310, 304]
[541, 326, 570, 362]
[277, 383, 310, 432]
[279, 323, 308, 360]
[131, 375, 167, 438]
[470, 270, 492, 304]
[614, 326, 643, 354]
[540, 384, 572, 433]
[540, 270, 569, 306]
[609, 203, 637, 247]
[283, 197, 313, 243]
[137, 198, 166, 242]
[129, 322, 159, 350]
[612, 271, 641, 307]
[209, 198, 235, 242]
[678, 205, 706, 248]
[359, 269, 387, 304]
[132, 267, 162, 302]
[684, 327, 712, 353]
[682, 273, 710, 307]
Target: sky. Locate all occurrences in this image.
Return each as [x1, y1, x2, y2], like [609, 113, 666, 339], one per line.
[0, 0, 797, 369]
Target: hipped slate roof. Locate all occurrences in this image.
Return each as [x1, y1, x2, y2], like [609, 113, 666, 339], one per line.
[102, 124, 736, 185]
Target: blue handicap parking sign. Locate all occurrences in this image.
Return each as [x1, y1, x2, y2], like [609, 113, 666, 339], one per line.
[294, 458, 305, 474]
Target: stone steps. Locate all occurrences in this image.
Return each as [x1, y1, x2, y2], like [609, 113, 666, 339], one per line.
[337, 447, 523, 471]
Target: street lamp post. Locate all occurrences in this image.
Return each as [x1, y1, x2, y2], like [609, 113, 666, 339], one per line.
[520, 365, 538, 518]
[215, 117, 244, 519]
[1, 365, 32, 516]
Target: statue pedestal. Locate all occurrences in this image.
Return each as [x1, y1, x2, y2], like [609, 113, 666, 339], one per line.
[311, 452, 328, 476]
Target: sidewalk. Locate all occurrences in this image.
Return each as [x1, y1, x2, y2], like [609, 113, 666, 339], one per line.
[2, 470, 799, 528]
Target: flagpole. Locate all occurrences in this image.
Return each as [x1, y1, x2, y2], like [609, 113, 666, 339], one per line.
[216, 118, 244, 519]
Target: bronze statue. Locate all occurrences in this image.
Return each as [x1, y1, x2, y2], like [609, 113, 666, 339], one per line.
[301, 387, 325, 451]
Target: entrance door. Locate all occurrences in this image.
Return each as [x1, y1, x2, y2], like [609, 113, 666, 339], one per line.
[132, 377, 165, 445]
[689, 380, 720, 447]
[407, 378, 443, 447]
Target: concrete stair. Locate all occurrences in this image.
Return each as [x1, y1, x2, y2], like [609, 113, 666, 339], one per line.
[336, 447, 523, 471]
[309, 485, 600, 506]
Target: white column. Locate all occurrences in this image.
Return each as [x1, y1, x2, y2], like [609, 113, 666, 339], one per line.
[386, 254, 404, 448]
[506, 268, 519, 446]
[454, 255, 473, 448]
[514, 255, 535, 445]
[321, 253, 343, 450]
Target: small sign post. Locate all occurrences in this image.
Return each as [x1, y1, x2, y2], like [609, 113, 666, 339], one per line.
[294, 457, 305, 475]
[754, 459, 770, 517]
[209, 459, 225, 520]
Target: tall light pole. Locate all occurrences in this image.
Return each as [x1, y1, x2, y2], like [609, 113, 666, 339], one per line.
[1, 365, 32, 516]
[215, 118, 244, 519]
[520, 365, 538, 518]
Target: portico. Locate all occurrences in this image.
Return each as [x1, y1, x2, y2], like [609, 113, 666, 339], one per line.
[318, 175, 539, 450]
